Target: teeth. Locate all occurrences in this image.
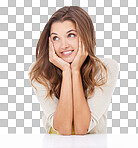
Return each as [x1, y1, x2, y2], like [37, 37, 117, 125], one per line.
[62, 51, 73, 54]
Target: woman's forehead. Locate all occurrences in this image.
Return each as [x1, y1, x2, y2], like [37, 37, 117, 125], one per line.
[50, 20, 76, 34]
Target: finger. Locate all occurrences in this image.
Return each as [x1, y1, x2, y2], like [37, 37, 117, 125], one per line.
[49, 37, 53, 48]
[49, 37, 51, 46]
[81, 38, 85, 54]
[49, 38, 57, 61]
[82, 41, 85, 53]
[49, 37, 52, 62]
[49, 37, 54, 53]
[49, 37, 52, 51]
[78, 37, 80, 50]
[86, 51, 88, 57]
[79, 37, 82, 53]
[84, 45, 88, 57]
[49, 37, 52, 50]
[82, 40, 88, 57]
[49, 37, 53, 58]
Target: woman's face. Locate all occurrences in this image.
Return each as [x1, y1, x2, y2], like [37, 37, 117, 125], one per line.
[50, 20, 79, 63]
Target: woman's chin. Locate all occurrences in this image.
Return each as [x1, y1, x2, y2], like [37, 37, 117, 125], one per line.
[63, 58, 73, 64]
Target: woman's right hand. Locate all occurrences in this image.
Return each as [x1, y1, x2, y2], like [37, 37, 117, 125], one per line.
[49, 37, 71, 72]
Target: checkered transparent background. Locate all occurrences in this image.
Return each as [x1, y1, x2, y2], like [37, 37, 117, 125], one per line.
[0, 0, 138, 134]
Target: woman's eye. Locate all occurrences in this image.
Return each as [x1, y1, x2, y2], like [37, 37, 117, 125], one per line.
[68, 33, 75, 38]
[52, 33, 76, 41]
[53, 36, 58, 41]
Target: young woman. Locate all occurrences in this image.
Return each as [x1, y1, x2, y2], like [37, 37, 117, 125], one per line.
[28, 6, 119, 135]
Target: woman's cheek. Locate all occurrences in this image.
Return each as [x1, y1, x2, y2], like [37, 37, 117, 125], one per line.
[55, 47, 61, 57]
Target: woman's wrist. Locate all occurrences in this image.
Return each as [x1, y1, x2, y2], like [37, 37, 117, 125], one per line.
[62, 65, 72, 73]
[71, 68, 80, 75]
[62, 63, 71, 71]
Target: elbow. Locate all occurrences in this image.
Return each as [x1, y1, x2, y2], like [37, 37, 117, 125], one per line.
[58, 128, 72, 136]
[75, 131, 87, 135]
[53, 126, 72, 136]
[53, 120, 72, 135]
[61, 132, 72, 136]
[75, 129, 88, 135]
[74, 123, 89, 135]
[74, 124, 89, 135]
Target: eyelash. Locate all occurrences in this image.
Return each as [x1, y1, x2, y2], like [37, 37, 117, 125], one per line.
[52, 33, 76, 41]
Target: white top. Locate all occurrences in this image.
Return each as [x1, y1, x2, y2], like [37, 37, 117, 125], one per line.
[28, 57, 119, 134]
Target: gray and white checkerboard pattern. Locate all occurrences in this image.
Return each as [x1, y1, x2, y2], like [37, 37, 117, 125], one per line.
[0, 0, 138, 134]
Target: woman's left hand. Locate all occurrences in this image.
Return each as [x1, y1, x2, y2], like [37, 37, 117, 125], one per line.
[71, 37, 88, 72]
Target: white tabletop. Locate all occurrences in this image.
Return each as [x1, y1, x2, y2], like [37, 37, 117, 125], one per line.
[0, 134, 138, 148]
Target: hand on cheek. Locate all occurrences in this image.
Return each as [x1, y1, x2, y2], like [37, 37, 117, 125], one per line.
[71, 37, 88, 72]
[49, 37, 71, 71]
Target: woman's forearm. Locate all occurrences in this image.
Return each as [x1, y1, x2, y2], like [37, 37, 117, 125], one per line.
[72, 70, 91, 135]
[53, 69, 73, 135]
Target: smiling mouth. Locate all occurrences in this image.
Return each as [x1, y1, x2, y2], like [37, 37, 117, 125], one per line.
[61, 50, 74, 56]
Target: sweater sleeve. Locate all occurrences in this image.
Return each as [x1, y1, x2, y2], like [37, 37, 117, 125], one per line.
[28, 62, 59, 129]
[86, 58, 119, 133]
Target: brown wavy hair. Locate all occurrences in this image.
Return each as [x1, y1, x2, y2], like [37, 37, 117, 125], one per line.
[28, 6, 108, 101]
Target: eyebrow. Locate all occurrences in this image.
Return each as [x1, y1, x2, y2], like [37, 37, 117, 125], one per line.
[50, 29, 76, 36]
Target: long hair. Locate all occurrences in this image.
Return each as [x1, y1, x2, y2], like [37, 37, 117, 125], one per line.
[28, 6, 108, 100]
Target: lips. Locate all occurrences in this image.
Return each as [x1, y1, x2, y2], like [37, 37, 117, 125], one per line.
[61, 50, 74, 53]
[61, 50, 74, 56]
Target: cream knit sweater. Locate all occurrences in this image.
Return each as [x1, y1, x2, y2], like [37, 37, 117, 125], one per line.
[28, 57, 119, 134]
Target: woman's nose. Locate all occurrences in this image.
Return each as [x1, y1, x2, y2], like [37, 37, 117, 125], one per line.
[60, 38, 69, 49]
